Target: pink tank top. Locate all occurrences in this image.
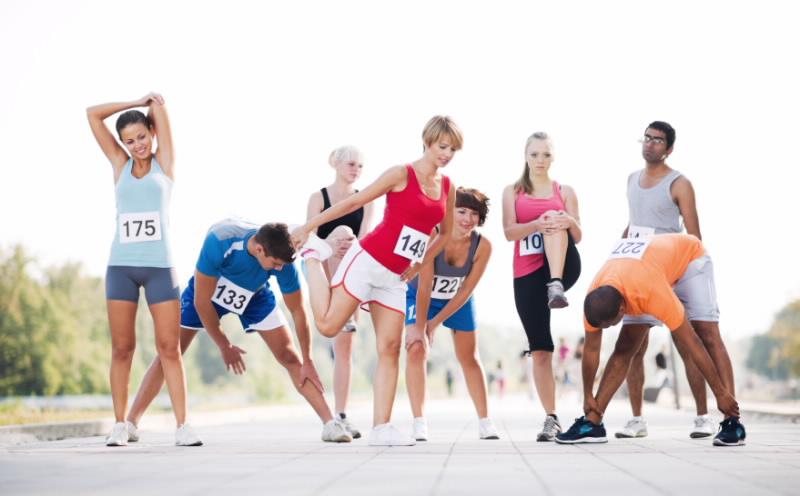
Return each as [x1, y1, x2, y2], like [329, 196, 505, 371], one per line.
[361, 165, 451, 274]
[512, 181, 566, 278]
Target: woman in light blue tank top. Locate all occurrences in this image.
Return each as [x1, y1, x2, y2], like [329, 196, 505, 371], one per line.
[87, 93, 199, 447]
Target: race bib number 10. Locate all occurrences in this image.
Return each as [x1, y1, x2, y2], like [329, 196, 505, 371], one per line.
[119, 211, 162, 243]
[608, 238, 652, 260]
[394, 225, 429, 262]
[519, 232, 544, 256]
[211, 277, 254, 315]
[431, 275, 463, 300]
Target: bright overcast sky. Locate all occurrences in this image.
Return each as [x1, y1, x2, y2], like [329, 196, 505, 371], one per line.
[1, 0, 798, 339]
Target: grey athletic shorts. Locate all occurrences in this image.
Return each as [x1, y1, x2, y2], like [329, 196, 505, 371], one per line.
[623, 254, 720, 327]
[105, 266, 180, 305]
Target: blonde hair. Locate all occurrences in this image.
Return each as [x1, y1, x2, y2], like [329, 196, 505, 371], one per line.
[328, 145, 364, 167]
[422, 115, 464, 150]
[514, 131, 553, 194]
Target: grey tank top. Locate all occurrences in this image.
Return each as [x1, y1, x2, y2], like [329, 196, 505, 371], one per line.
[627, 169, 683, 235]
[407, 231, 481, 293]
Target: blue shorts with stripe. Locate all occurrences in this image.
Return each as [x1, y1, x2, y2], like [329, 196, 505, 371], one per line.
[405, 293, 477, 332]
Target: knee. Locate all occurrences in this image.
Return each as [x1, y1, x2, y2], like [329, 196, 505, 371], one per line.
[276, 348, 301, 368]
[457, 352, 480, 370]
[613, 339, 640, 360]
[111, 342, 135, 362]
[531, 351, 553, 367]
[693, 322, 721, 345]
[316, 319, 341, 338]
[156, 339, 181, 362]
[406, 343, 428, 364]
[377, 337, 401, 359]
[328, 225, 355, 241]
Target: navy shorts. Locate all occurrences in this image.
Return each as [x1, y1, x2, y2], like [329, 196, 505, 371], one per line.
[180, 280, 287, 332]
[405, 293, 477, 332]
[105, 266, 180, 305]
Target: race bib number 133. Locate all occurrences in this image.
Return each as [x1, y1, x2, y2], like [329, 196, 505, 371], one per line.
[211, 277, 254, 315]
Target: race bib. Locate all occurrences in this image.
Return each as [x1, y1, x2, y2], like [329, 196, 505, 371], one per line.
[627, 225, 655, 239]
[431, 275, 463, 300]
[211, 277, 254, 315]
[519, 232, 544, 256]
[119, 211, 162, 243]
[393, 225, 429, 262]
[608, 238, 652, 260]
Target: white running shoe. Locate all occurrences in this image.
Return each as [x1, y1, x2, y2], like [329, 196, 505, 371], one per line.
[322, 419, 353, 443]
[412, 417, 429, 441]
[175, 423, 203, 447]
[615, 417, 648, 438]
[537, 415, 562, 442]
[546, 280, 569, 309]
[126, 420, 139, 442]
[300, 232, 333, 261]
[337, 413, 361, 439]
[478, 418, 500, 440]
[368, 423, 416, 446]
[690, 415, 715, 439]
[106, 422, 128, 447]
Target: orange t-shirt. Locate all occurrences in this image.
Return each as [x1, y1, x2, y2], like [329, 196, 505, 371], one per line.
[585, 234, 705, 332]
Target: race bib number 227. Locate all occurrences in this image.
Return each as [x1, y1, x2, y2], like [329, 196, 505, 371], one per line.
[608, 238, 652, 260]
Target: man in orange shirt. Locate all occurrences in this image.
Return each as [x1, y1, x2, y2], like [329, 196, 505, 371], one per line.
[555, 234, 745, 446]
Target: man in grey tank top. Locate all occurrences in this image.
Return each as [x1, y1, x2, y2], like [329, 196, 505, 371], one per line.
[615, 121, 716, 440]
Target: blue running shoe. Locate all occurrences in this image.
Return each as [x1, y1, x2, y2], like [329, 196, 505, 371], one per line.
[713, 416, 746, 446]
[555, 416, 608, 444]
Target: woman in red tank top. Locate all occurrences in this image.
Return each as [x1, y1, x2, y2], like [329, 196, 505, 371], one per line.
[291, 116, 461, 446]
[501, 131, 582, 442]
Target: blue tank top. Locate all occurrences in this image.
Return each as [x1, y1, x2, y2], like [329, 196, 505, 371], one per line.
[108, 158, 173, 268]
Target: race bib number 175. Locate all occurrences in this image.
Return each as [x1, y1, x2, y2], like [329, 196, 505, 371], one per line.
[119, 211, 162, 243]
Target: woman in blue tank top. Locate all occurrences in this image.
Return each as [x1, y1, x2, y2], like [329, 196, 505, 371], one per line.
[87, 93, 199, 447]
[404, 187, 499, 441]
[305, 145, 375, 439]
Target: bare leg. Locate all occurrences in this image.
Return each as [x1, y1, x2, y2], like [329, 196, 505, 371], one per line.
[258, 327, 334, 423]
[587, 327, 649, 424]
[333, 331, 354, 414]
[150, 300, 189, 426]
[107, 300, 138, 422]
[531, 351, 556, 415]
[304, 258, 360, 337]
[128, 328, 198, 426]
[683, 353, 709, 416]
[623, 325, 650, 417]
[693, 320, 735, 397]
[454, 330, 489, 418]
[405, 325, 428, 418]
[370, 303, 405, 426]
[543, 230, 568, 279]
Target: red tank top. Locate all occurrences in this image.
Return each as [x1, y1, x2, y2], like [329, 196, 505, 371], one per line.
[513, 181, 565, 278]
[361, 165, 451, 274]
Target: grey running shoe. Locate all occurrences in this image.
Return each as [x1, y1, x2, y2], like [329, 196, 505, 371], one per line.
[537, 415, 562, 442]
[106, 421, 128, 447]
[615, 417, 648, 438]
[690, 415, 715, 439]
[322, 420, 352, 443]
[546, 280, 568, 309]
[337, 413, 361, 439]
[126, 420, 139, 442]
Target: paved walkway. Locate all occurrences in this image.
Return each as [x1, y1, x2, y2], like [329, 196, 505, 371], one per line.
[1, 394, 798, 495]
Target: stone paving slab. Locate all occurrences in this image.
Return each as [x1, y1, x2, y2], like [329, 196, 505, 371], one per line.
[1, 394, 798, 496]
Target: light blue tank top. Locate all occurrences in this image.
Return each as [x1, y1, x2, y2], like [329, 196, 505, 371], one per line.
[108, 158, 173, 268]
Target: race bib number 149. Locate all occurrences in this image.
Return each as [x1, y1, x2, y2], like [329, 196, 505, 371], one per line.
[394, 225, 429, 262]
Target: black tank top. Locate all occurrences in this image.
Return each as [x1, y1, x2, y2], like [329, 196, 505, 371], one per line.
[317, 187, 364, 239]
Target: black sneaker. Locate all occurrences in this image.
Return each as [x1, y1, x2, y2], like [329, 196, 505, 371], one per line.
[713, 416, 746, 446]
[555, 416, 608, 444]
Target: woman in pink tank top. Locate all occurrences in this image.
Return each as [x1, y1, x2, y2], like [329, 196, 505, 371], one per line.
[291, 116, 460, 446]
[501, 131, 582, 441]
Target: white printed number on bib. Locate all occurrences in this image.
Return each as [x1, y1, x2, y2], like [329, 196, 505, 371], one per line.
[394, 225, 429, 262]
[608, 238, 652, 260]
[212, 277, 254, 315]
[119, 212, 162, 243]
[627, 225, 655, 239]
[519, 232, 544, 256]
[431, 275, 463, 300]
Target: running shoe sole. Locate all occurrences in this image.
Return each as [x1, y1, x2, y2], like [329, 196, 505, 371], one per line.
[690, 432, 713, 439]
[615, 432, 648, 438]
[555, 436, 608, 444]
[481, 435, 500, 440]
[536, 433, 556, 442]
[713, 438, 745, 446]
[548, 296, 569, 309]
